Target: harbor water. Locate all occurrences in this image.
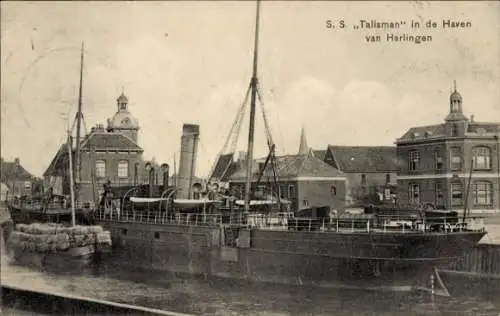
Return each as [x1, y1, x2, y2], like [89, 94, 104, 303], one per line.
[2, 247, 499, 316]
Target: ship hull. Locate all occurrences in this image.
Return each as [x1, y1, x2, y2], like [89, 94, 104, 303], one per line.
[7, 203, 93, 226]
[96, 220, 485, 291]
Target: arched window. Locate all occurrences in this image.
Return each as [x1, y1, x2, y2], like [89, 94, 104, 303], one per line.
[451, 181, 463, 206]
[95, 160, 106, 178]
[117, 160, 128, 178]
[385, 173, 391, 184]
[331, 185, 337, 196]
[472, 147, 491, 170]
[473, 181, 493, 206]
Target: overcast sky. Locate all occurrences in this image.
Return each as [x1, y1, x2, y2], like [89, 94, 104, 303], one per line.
[1, 1, 499, 177]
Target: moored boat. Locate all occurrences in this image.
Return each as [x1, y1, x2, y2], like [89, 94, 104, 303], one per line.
[6, 222, 112, 271]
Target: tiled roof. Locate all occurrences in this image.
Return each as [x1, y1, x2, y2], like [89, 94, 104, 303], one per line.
[312, 150, 326, 161]
[467, 122, 500, 133]
[1, 159, 35, 181]
[325, 146, 398, 173]
[229, 153, 344, 181]
[397, 124, 446, 143]
[210, 153, 236, 181]
[80, 131, 142, 152]
[43, 144, 70, 177]
[43, 131, 143, 177]
[397, 121, 500, 143]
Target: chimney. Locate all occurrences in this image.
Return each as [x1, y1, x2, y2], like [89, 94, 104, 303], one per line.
[177, 124, 200, 199]
[14, 157, 20, 165]
[236, 151, 247, 169]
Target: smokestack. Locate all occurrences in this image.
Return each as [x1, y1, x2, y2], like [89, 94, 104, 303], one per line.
[177, 124, 200, 199]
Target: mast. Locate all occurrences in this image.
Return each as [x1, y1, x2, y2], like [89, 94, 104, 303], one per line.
[74, 41, 84, 192]
[67, 131, 76, 227]
[244, 0, 261, 213]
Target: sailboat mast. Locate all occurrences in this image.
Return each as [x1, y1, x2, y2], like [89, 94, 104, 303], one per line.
[75, 41, 84, 188]
[67, 131, 76, 227]
[244, 0, 261, 213]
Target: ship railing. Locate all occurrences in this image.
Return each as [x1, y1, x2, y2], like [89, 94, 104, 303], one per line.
[94, 208, 224, 227]
[8, 199, 96, 211]
[242, 213, 486, 234]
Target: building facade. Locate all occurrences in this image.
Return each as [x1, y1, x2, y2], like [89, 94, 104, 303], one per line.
[43, 92, 147, 202]
[315, 146, 399, 206]
[227, 153, 347, 212]
[396, 85, 500, 212]
[0, 157, 39, 197]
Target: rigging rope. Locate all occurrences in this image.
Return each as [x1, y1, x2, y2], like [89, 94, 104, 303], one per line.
[207, 83, 252, 181]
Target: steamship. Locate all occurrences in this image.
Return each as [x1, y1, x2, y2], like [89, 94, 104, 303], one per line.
[93, 1, 487, 290]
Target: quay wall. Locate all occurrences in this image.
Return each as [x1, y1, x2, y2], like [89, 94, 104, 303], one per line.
[446, 243, 500, 276]
[1, 285, 194, 316]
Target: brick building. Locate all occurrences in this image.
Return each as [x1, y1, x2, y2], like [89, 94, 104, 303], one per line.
[396, 84, 500, 212]
[0, 157, 39, 197]
[212, 129, 347, 211]
[314, 146, 399, 205]
[43, 92, 151, 202]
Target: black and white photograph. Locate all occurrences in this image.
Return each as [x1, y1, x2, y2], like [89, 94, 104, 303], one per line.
[1, 1, 499, 315]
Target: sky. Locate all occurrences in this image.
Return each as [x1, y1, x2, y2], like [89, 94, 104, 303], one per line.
[1, 1, 499, 178]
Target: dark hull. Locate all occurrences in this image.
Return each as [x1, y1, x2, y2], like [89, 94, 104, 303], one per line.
[7, 203, 93, 226]
[437, 269, 500, 306]
[96, 220, 485, 291]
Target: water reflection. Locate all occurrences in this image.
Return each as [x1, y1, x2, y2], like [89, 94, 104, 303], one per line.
[2, 256, 498, 316]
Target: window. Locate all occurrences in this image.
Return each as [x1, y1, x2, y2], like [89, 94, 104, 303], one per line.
[279, 185, 288, 199]
[435, 182, 444, 207]
[451, 181, 463, 206]
[385, 173, 391, 184]
[473, 181, 493, 206]
[435, 152, 443, 170]
[409, 183, 420, 205]
[409, 151, 420, 171]
[451, 124, 458, 137]
[118, 161, 128, 178]
[154, 232, 160, 239]
[450, 148, 462, 170]
[331, 186, 337, 196]
[303, 200, 309, 207]
[288, 185, 296, 200]
[472, 147, 491, 170]
[95, 160, 106, 178]
[361, 174, 367, 186]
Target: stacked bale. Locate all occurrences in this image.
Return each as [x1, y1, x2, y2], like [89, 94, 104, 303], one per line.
[7, 223, 112, 254]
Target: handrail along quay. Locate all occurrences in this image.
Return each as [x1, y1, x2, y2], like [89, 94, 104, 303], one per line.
[94, 209, 486, 235]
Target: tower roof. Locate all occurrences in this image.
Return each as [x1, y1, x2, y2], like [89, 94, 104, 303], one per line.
[117, 92, 128, 103]
[298, 126, 309, 155]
